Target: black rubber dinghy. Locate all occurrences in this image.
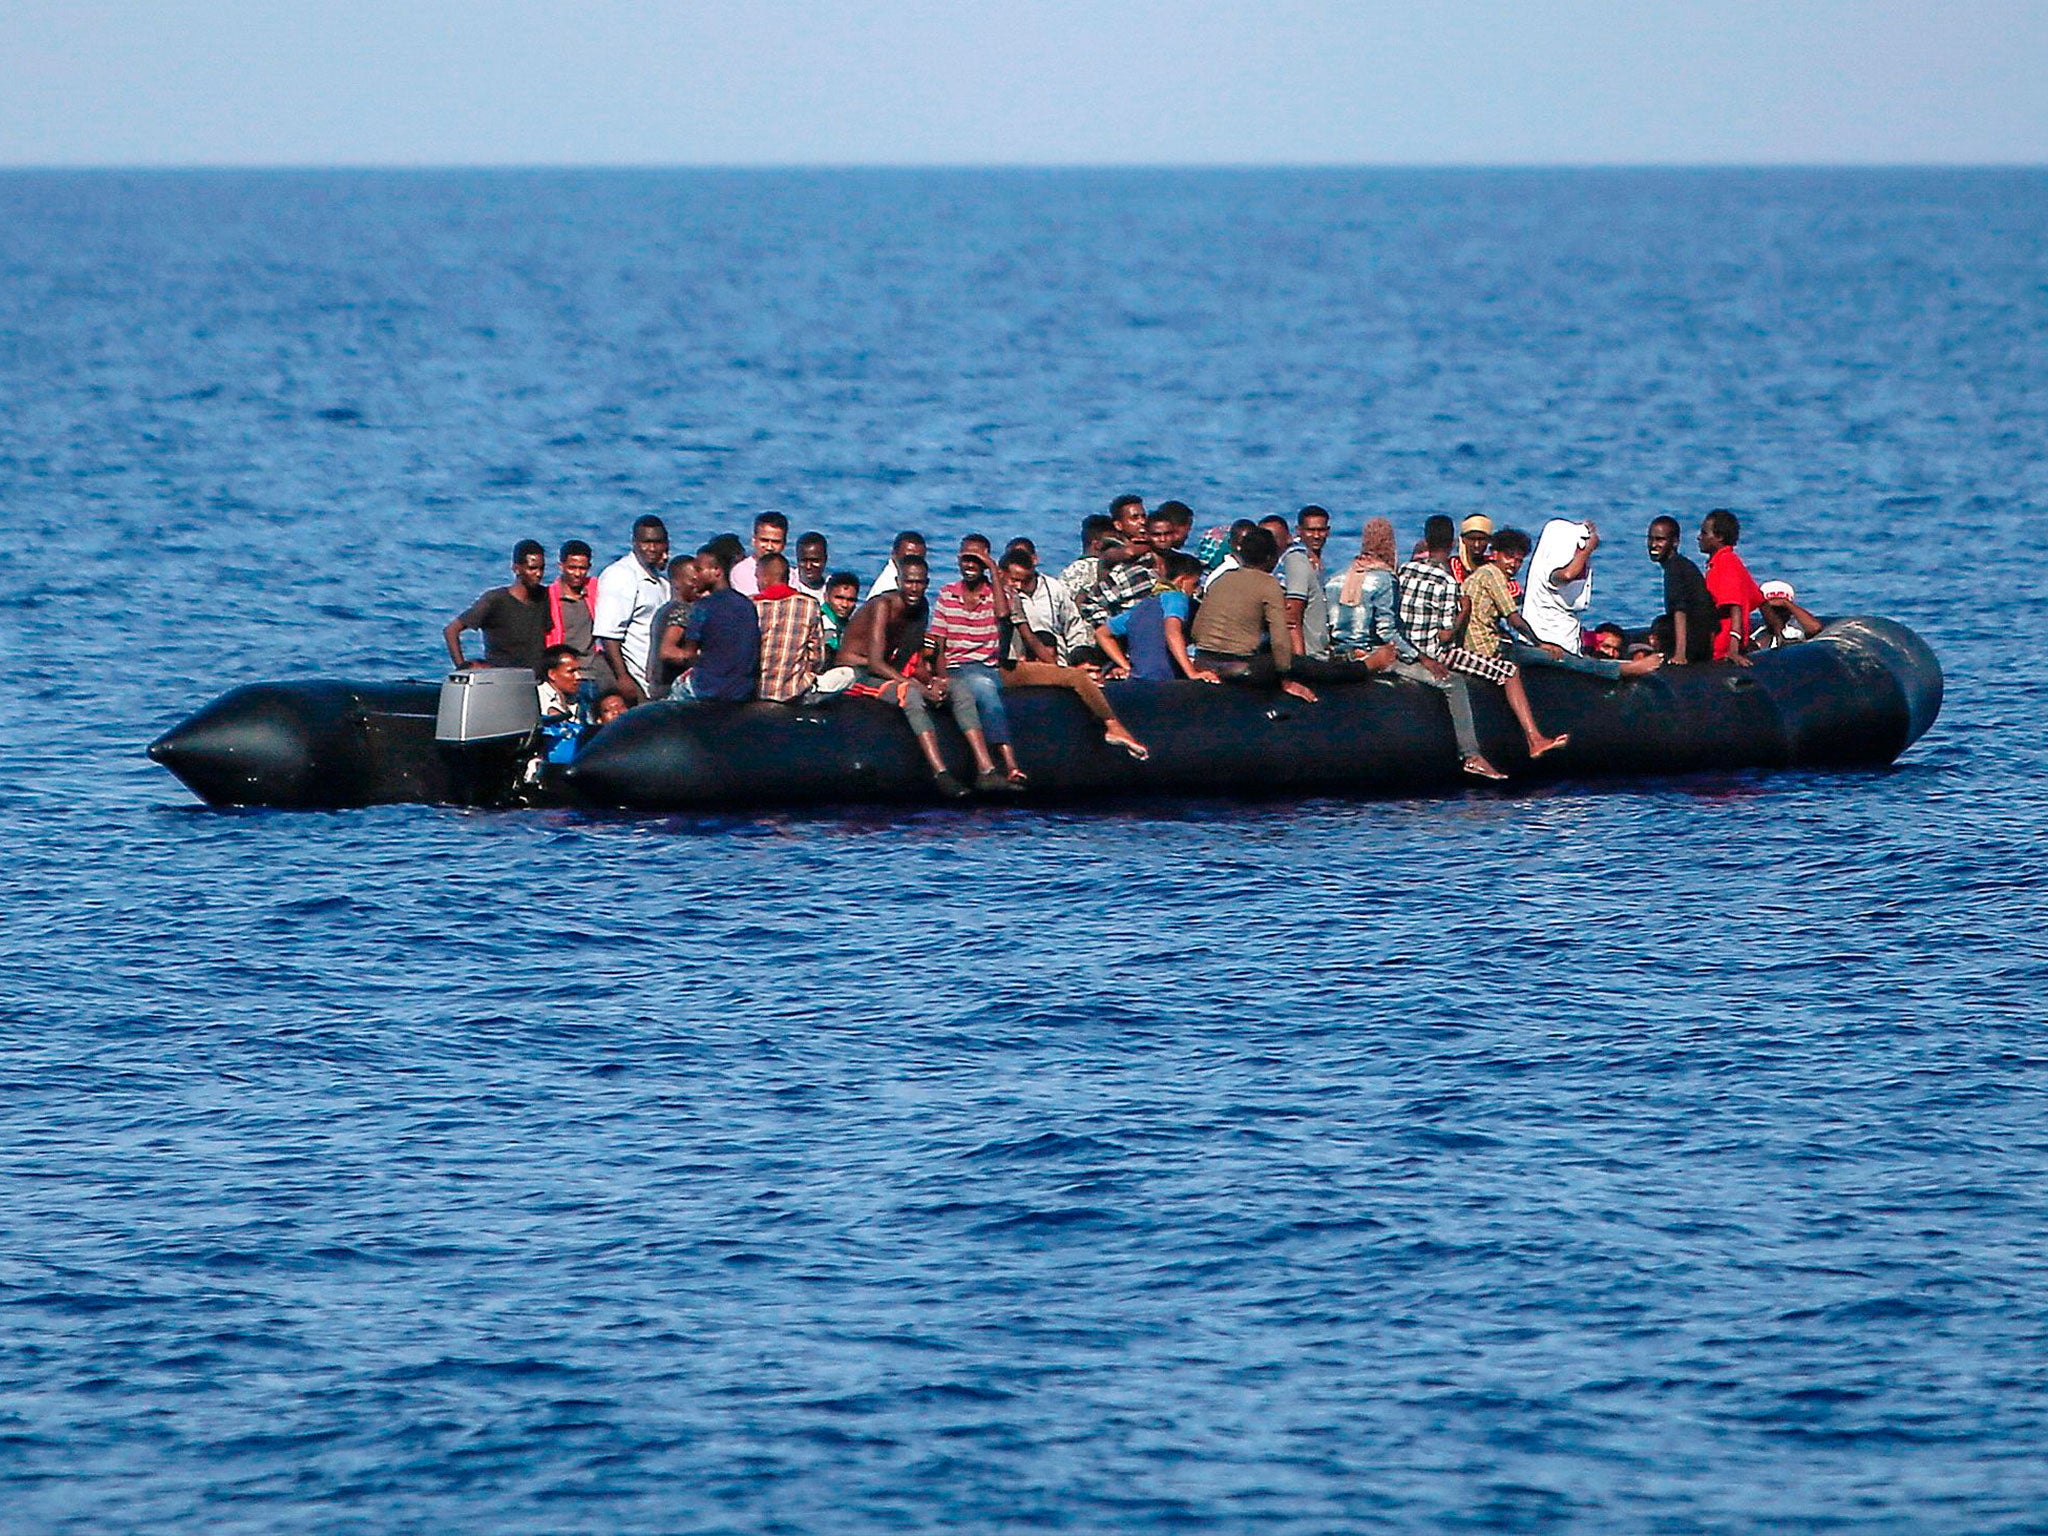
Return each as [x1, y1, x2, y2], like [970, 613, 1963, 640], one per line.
[149, 617, 1941, 812]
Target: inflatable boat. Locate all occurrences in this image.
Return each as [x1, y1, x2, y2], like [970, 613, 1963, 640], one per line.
[147, 616, 1942, 812]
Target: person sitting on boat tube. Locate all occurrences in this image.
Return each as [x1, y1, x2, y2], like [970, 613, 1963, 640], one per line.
[750, 552, 826, 703]
[1397, 518, 1568, 767]
[667, 544, 760, 703]
[991, 544, 1153, 761]
[1188, 526, 1319, 704]
[835, 555, 971, 798]
[923, 536, 1030, 792]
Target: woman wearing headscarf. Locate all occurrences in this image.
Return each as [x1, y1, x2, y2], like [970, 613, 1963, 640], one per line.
[1324, 517, 1403, 668]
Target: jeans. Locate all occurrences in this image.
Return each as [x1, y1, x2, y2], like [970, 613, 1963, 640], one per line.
[946, 663, 1011, 746]
[1391, 660, 1481, 759]
[1509, 642, 1622, 681]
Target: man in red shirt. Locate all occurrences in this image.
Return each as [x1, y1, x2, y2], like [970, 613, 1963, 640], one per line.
[1698, 509, 1784, 665]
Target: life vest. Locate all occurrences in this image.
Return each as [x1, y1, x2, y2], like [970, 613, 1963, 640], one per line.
[545, 577, 599, 648]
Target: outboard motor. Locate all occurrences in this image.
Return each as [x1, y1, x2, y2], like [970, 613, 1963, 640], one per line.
[434, 669, 541, 806]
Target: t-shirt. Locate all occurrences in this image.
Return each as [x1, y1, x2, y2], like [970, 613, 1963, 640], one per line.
[1191, 567, 1292, 669]
[682, 588, 761, 702]
[1274, 545, 1330, 660]
[1461, 565, 1517, 658]
[647, 598, 693, 699]
[1112, 589, 1192, 681]
[928, 582, 1002, 668]
[730, 556, 760, 597]
[1704, 546, 1766, 661]
[1522, 520, 1593, 652]
[457, 587, 551, 675]
[1660, 554, 1717, 662]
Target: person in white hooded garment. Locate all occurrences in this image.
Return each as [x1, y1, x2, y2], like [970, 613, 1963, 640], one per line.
[1516, 518, 1663, 679]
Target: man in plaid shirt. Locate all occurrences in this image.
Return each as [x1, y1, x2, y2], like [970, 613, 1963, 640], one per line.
[1081, 535, 1161, 674]
[750, 553, 824, 703]
[1396, 515, 1569, 764]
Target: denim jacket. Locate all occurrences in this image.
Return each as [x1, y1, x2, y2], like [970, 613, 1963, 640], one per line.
[1325, 566, 1418, 662]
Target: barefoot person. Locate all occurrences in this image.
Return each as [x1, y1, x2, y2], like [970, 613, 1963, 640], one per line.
[1397, 518, 1569, 764]
[993, 546, 1152, 761]
[1188, 526, 1319, 705]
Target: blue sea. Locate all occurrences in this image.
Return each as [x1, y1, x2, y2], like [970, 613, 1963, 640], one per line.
[3, 169, 2046, 1532]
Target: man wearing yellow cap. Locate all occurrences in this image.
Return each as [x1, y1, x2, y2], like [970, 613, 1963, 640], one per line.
[1449, 514, 1521, 600]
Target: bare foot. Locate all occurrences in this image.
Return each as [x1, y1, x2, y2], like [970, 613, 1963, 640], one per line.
[1104, 729, 1151, 762]
[1529, 733, 1570, 760]
[1620, 653, 1665, 677]
[1461, 755, 1509, 781]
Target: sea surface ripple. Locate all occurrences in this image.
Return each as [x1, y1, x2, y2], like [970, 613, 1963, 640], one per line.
[2, 169, 2047, 1532]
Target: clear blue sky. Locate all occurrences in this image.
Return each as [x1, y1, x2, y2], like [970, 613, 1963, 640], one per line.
[5, 0, 2043, 166]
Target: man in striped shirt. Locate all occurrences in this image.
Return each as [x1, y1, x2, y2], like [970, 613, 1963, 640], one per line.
[928, 535, 1026, 791]
[1396, 515, 1569, 765]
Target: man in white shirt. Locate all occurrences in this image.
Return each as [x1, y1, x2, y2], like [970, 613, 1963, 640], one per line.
[791, 531, 830, 601]
[998, 543, 1092, 662]
[592, 516, 672, 704]
[1519, 518, 1661, 678]
[866, 530, 928, 599]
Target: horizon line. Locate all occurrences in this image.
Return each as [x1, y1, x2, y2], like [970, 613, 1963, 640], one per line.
[1, 159, 2045, 174]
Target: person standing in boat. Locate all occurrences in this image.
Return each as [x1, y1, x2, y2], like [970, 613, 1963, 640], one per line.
[444, 539, 551, 676]
[592, 516, 671, 705]
[866, 530, 929, 600]
[542, 539, 613, 697]
[1059, 514, 1119, 607]
[729, 511, 789, 598]
[791, 532, 830, 602]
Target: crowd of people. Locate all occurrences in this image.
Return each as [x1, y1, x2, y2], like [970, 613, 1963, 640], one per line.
[445, 496, 1822, 793]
